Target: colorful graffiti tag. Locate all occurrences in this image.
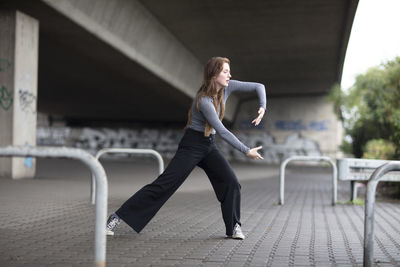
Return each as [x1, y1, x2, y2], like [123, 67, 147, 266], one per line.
[275, 120, 329, 131]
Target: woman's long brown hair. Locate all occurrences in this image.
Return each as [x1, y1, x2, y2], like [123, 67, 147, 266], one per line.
[186, 57, 229, 136]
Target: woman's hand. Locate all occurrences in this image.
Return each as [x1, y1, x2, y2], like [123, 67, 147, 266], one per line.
[246, 146, 264, 160]
[252, 107, 265, 126]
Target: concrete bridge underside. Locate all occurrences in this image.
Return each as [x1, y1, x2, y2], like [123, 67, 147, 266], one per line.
[1, 0, 358, 125]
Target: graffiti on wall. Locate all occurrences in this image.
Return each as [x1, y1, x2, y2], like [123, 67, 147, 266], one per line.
[238, 119, 330, 132]
[0, 85, 13, 111]
[37, 126, 320, 163]
[217, 132, 320, 164]
[19, 89, 36, 114]
[0, 58, 13, 111]
[37, 127, 72, 146]
[16, 72, 36, 114]
[274, 120, 329, 131]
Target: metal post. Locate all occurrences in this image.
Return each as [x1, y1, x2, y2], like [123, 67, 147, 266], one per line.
[279, 157, 289, 205]
[351, 181, 360, 201]
[0, 146, 108, 267]
[364, 162, 400, 267]
[90, 148, 164, 204]
[279, 155, 337, 205]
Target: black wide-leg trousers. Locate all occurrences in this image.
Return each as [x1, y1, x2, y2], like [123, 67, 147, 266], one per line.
[115, 128, 241, 236]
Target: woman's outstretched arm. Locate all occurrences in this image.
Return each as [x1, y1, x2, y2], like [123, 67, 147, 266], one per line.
[225, 80, 267, 126]
[199, 97, 263, 160]
[225, 80, 266, 109]
[199, 97, 249, 154]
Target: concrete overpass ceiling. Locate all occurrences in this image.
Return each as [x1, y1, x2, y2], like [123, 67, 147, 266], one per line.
[138, 0, 358, 96]
[37, 24, 191, 123]
[1, 0, 193, 124]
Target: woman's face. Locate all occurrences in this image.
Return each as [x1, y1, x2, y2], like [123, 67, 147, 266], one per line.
[215, 62, 231, 90]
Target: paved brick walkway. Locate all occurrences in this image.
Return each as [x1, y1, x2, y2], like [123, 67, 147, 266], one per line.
[0, 159, 400, 266]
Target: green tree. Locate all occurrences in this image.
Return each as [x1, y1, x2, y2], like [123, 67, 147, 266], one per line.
[329, 57, 400, 159]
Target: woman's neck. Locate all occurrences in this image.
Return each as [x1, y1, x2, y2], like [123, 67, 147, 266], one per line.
[216, 85, 223, 92]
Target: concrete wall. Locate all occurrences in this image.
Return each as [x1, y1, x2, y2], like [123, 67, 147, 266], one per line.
[234, 95, 343, 159]
[36, 126, 183, 160]
[34, 96, 343, 164]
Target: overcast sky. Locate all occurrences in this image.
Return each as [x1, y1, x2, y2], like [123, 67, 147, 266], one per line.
[341, 0, 400, 89]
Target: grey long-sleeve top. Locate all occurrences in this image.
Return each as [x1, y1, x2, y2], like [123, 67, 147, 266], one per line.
[188, 80, 267, 154]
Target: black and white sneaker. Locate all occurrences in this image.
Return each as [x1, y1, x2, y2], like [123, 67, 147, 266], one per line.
[231, 223, 245, 240]
[106, 213, 121, 236]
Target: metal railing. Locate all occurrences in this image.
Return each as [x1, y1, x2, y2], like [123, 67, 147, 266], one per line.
[279, 155, 337, 205]
[337, 158, 400, 201]
[0, 146, 108, 267]
[364, 162, 400, 267]
[91, 148, 164, 204]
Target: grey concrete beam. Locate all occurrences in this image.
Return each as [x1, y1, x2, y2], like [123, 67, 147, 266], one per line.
[41, 0, 238, 121]
[41, 0, 201, 99]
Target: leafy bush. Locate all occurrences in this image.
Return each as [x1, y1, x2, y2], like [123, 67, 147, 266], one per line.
[363, 139, 396, 160]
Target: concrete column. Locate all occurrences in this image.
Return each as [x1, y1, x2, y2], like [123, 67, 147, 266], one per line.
[0, 11, 39, 179]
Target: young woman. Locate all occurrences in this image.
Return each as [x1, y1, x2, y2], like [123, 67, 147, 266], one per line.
[106, 57, 266, 239]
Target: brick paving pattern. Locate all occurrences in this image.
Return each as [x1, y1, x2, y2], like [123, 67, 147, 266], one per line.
[0, 159, 399, 266]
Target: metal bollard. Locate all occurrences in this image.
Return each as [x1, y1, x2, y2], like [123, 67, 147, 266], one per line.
[0, 146, 108, 267]
[90, 148, 164, 204]
[279, 155, 337, 205]
[364, 162, 400, 267]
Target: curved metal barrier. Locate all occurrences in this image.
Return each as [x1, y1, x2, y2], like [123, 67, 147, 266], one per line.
[0, 146, 108, 267]
[91, 148, 164, 204]
[279, 155, 337, 205]
[364, 162, 400, 267]
[337, 158, 400, 202]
